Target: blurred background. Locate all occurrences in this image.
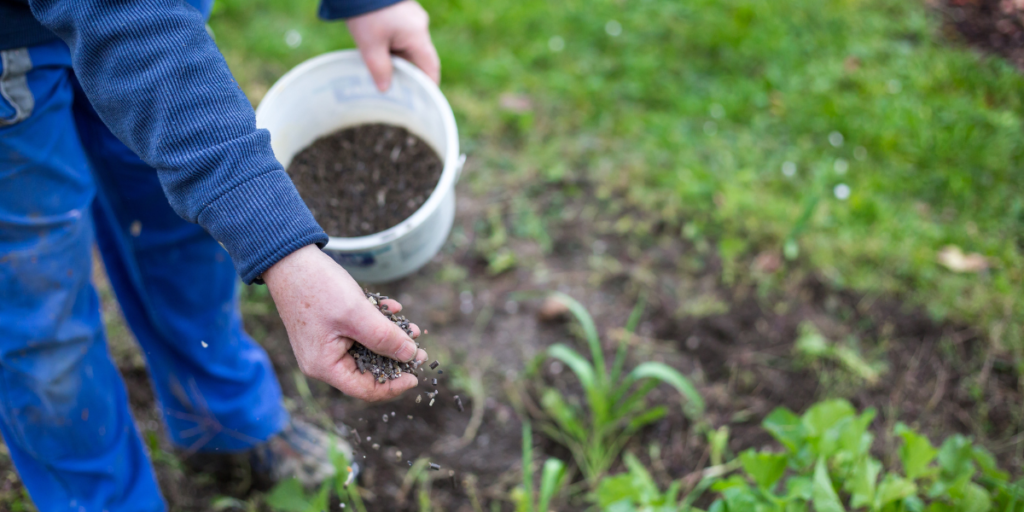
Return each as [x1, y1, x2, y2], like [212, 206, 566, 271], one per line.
[3, 0, 1024, 510]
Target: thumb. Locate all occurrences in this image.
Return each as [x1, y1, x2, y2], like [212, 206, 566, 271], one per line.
[359, 41, 394, 92]
[349, 301, 419, 363]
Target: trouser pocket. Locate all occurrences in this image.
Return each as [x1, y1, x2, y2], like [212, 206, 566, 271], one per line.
[0, 47, 34, 126]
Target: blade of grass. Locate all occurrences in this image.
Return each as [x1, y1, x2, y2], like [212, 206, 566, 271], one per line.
[522, 422, 535, 512]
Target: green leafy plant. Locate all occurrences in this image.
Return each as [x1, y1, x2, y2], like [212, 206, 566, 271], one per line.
[264, 436, 367, 512]
[706, 399, 1024, 511]
[534, 292, 704, 486]
[794, 322, 886, 386]
[595, 452, 718, 512]
[513, 422, 570, 512]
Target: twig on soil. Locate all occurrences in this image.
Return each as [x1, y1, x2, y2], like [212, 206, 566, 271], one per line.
[396, 458, 430, 506]
[926, 366, 948, 412]
[434, 370, 486, 453]
[681, 445, 711, 494]
[463, 474, 485, 512]
[977, 350, 996, 395]
[681, 459, 741, 491]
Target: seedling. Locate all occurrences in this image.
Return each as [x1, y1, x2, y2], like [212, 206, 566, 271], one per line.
[264, 435, 367, 512]
[534, 292, 704, 486]
[513, 422, 570, 512]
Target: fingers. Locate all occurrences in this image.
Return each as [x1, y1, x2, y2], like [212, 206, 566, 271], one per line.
[359, 40, 394, 92]
[395, 32, 440, 84]
[326, 356, 420, 402]
[379, 298, 402, 313]
[378, 299, 420, 338]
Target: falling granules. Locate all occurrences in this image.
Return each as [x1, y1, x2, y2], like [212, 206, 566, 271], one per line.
[349, 291, 421, 383]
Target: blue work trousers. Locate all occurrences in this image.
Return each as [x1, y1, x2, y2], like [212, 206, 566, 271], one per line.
[0, 39, 288, 511]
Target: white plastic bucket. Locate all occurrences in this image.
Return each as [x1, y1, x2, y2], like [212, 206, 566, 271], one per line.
[255, 50, 463, 283]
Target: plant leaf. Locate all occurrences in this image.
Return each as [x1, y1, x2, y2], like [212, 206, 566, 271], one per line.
[896, 422, 939, 481]
[522, 422, 534, 512]
[785, 475, 813, 501]
[615, 379, 660, 415]
[837, 407, 877, 460]
[846, 457, 882, 509]
[540, 388, 586, 441]
[875, 474, 917, 509]
[953, 482, 992, 512]
[549, 293, 605, 377]
[971, 446, 1009, 482]
[937, 434, 975, 482]
[803, 399, 856, 459]
[812, 458, 844, 512]
[548, 344, 597, 391]
[537, 458, 567, 512]
[624, 452, 661, 499]
[265, 478, 312, 512]
[802, 399, 855, 440]
[210, 496, 247, 511]
[763, 407, 806, 453]
[739, 449, 789, 491]
[595, 474, 636, 507]
[626, 405, 667, 433]
[627, 362, 705, 419]
[720, 483, 763, 511]
[795, 322, 831, 357]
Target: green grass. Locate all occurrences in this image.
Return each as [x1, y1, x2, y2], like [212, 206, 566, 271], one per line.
[210, 0, 1024, 361]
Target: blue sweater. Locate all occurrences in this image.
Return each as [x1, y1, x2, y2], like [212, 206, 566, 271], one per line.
[1, 0, 400, 283]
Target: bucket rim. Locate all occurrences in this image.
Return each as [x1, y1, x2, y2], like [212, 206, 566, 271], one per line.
[256, 49, 460, 252]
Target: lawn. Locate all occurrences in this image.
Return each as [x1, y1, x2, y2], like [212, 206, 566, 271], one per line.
[2, 0, 1023, 510]
[214, 0, 1024, 363]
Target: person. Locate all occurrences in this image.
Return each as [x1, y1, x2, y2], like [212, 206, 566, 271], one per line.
[0, 0, 440, 509]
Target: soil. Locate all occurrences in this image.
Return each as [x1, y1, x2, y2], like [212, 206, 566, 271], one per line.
[941, 0, 1024, 70]
[287, 123, 444, 237]
[1, 179, 1021, 511]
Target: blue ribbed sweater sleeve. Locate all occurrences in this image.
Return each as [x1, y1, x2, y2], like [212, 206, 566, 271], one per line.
[319, 0, 402, 20]
[27, 0, 329, 284]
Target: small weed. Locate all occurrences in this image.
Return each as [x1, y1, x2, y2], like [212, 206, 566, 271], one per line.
[513, 422, 570, 512]
[263, 438, 366, 512]
[794, 322, 887, 387]
[532, 293, 704, 486]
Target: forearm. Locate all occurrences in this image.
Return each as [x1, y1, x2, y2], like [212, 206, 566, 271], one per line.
[29, 0, 326, 283]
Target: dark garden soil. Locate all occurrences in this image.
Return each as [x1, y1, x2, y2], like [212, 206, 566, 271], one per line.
[0, 179, 1020, 511]
[941, 0, 1024, 69]
[246, 184, 1022, 510]
[288, 123, 444, 237]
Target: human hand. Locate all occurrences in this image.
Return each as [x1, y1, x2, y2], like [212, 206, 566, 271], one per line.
[346, 0, 440, 92]
[262, 245, 427, 401]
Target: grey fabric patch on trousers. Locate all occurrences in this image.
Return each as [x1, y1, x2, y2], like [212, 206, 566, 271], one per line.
[0, 48, 34, 126]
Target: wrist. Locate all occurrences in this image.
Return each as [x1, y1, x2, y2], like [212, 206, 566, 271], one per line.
[262, 244, 324, 289]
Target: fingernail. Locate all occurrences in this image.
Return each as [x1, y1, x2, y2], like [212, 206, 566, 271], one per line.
[395, 341, 417, 362]
[377, 80, 389, 92]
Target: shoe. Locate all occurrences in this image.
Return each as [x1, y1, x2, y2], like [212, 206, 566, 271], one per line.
[250, 418, 358, 487]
